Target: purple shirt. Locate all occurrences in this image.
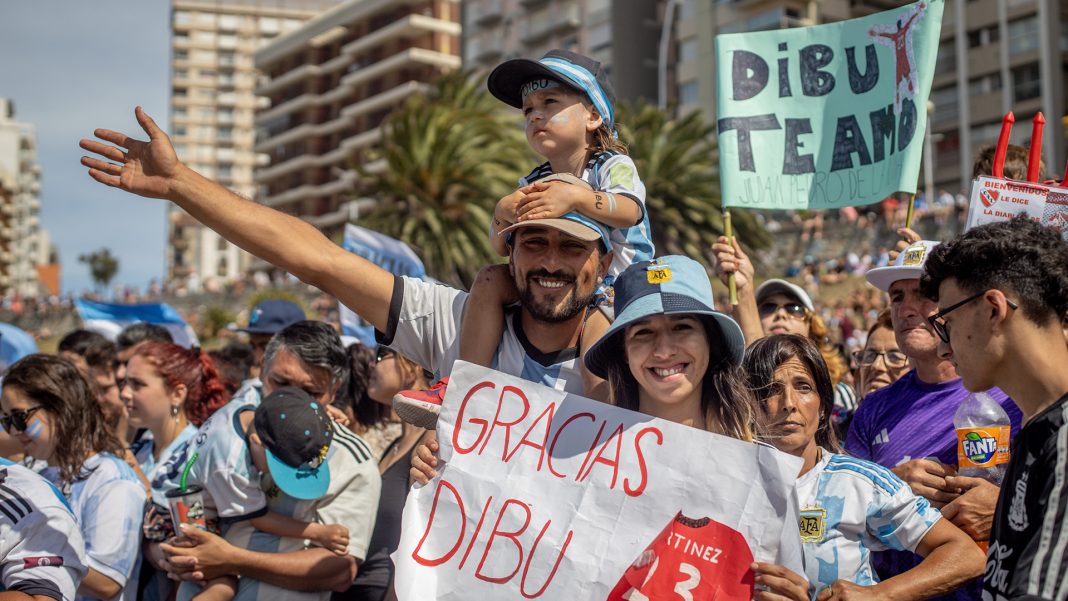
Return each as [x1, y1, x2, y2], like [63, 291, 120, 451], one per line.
[845, 369, 1022, 600]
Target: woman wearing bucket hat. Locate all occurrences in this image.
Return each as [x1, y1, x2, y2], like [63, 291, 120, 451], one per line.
[413, 256, 811, 599]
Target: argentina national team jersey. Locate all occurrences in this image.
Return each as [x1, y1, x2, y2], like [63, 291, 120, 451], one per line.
[794, 452, 941, 597]
[0, 460, 87, 601]
[379, 276, 586, 394]
[63, 454, 146, 601]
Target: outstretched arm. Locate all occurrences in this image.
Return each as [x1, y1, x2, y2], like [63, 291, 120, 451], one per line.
[80, 107, 395, 331]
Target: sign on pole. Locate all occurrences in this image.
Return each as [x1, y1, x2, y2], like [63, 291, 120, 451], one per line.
[716, 0, 943, 210]
[393, 362, 804, 600]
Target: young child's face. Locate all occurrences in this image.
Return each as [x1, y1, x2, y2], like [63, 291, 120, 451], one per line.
[521, 84, 601, 158]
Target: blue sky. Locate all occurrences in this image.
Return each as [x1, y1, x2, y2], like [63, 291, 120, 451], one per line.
[0, 1, 171, 294]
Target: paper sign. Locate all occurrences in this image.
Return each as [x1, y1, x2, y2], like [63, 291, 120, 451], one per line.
[716, 0, 943, 210]
[393, 362, 804, 600]
[965, 176, 1068, 241]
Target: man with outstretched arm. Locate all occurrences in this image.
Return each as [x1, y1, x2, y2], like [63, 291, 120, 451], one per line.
[79, 108, 613, 398]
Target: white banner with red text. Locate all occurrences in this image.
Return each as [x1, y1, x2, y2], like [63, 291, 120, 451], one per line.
[393, 361, 805, 600]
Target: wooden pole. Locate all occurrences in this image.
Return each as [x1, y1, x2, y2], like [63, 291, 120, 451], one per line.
[724, 209, 738, 306]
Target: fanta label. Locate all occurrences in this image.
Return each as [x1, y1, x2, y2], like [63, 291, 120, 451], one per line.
[957, 426, 1010, 468]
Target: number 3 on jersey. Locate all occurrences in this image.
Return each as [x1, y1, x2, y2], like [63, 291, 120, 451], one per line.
[622, 559, 701, 601]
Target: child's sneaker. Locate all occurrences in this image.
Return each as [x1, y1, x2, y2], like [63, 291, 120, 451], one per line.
[392, 378, 449, 429]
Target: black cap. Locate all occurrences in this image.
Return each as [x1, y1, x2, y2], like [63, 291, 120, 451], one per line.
[254, 387, 333, 500]
[487, 49, 617, 129]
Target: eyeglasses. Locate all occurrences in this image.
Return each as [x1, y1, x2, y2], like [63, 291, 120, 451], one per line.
[758, 302, 809, 320]
[0, 406, 43, 434]
[852, 349, 909, 368]
[374, 347, 396, 363]
[928, 290, 1018, 344]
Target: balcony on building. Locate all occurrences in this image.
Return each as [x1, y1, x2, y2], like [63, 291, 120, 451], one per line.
[521, 2, 581, 43]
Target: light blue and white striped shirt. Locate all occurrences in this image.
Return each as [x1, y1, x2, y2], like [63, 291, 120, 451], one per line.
[795, 451, 941, 598]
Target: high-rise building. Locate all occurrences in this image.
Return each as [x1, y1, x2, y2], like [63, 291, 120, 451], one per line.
[668, 0, 1066, 197]
[167, 0, 345, 287]
[0, 98, 50, 298]
[462, 0, 660, 103]
[252, 0, 462, 236]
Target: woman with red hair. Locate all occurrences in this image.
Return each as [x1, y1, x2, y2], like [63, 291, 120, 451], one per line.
[120, 342, 228, 600]
[123, 342, 229, 496]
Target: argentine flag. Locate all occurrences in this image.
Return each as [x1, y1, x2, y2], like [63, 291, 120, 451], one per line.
[340, 223, 427, 346]
[74, 299, 199, 348]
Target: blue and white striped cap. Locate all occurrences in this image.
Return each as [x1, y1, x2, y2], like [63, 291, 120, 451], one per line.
[488, 49, 617, 130]
[584, 256, 747, 378]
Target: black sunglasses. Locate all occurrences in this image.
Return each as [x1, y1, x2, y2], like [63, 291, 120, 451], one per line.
[0, 406, 43, 434]
[928, 290, 1018, 344]
[758, 302, 808, 320]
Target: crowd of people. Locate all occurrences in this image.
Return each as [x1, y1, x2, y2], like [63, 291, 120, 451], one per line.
[0, 47, 1064, 601]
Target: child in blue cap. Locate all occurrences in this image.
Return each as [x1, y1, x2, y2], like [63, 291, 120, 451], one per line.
[393, 49, 655, 426]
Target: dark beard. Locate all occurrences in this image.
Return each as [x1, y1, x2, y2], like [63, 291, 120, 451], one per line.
[518, 269, 595, 323]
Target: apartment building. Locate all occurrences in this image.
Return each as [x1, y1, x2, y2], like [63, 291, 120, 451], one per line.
[462, 0, 660, 103]
[167, 0, 344, 286]
[252, 0, 462, 236]
[0, 98, 49, 297]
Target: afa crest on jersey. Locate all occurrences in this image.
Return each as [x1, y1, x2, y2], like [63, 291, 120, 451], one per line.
[799, 507, 827, 543]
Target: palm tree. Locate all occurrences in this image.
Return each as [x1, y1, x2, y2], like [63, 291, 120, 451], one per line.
[617, 101, 771, 267]
[356, 71, 531, 288]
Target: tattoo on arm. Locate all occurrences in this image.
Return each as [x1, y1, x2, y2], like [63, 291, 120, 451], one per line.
[594, 193, 604, 211]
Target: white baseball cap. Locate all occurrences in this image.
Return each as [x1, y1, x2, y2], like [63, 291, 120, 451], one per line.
[865, 240, 940, 292]
[755, 279, 814, 312]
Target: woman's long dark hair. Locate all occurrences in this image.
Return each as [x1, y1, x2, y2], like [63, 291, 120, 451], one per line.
[3, 354, 126, 483]
[336, 343, 391, 429]
[601, 316, 757, 441]
[743, 334, 840, 452]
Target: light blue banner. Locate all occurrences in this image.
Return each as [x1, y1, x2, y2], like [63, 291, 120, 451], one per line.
[716, 0, 943, 209]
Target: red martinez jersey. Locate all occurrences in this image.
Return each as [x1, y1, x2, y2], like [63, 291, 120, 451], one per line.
[607, 513, 754, 601]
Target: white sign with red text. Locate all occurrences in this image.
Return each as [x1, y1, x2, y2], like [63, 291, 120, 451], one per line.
[393, 362, 805, 600]
[966, 176, 1068, 241]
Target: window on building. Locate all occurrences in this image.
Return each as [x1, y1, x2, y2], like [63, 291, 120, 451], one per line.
[218, 15, 239, 31]
[967, 25, 999, 48]
[678, 80, 699, 106]
[218, 51, 235, 66]
[217, 127, 233, 140]
[934, 39, 955, 75]
[174, 49, 189, 61]
[588, 22, 611, 51]
[678, 37, 699, 63]
[968, 72, 1002, 96]
[173, 125, 188, 136]
[173, 87, 187, 97]
[174, 10, 192, 26]
[930, 85, 958, 124]
[174, 69, 188, 79]
[1008, 16, 1040, 55]
[1011, 62, 1041, 102]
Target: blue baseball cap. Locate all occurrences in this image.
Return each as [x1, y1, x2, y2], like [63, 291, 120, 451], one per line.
[584, 256, 746, 378]
[488, 49, 617, 130]
[499, 210, 612, 253]
[240, 299, 305, 335]
[254, 387, 333, 500]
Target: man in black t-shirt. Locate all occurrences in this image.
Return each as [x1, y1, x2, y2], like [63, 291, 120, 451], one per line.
[921, 216, 1068, 601]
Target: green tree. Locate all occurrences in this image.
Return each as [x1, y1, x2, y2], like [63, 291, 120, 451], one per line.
[78, 248, 119, 292]
[356, 71, 531, 288]
[617, 101, 771, 267]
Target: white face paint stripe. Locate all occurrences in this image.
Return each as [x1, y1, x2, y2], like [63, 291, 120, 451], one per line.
[1034, 402, 1068, 597]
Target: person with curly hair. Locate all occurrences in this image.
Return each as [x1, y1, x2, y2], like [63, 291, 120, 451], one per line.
[920, 216, 1068, 601]
[1, 354, 145, 601]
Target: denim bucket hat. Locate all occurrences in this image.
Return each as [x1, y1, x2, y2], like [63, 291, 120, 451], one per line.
[584, 255, 746, 379]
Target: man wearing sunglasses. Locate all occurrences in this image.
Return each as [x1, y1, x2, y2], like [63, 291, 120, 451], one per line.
[845, 239, 1022, 601]
[920, 216, 1068, 601]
